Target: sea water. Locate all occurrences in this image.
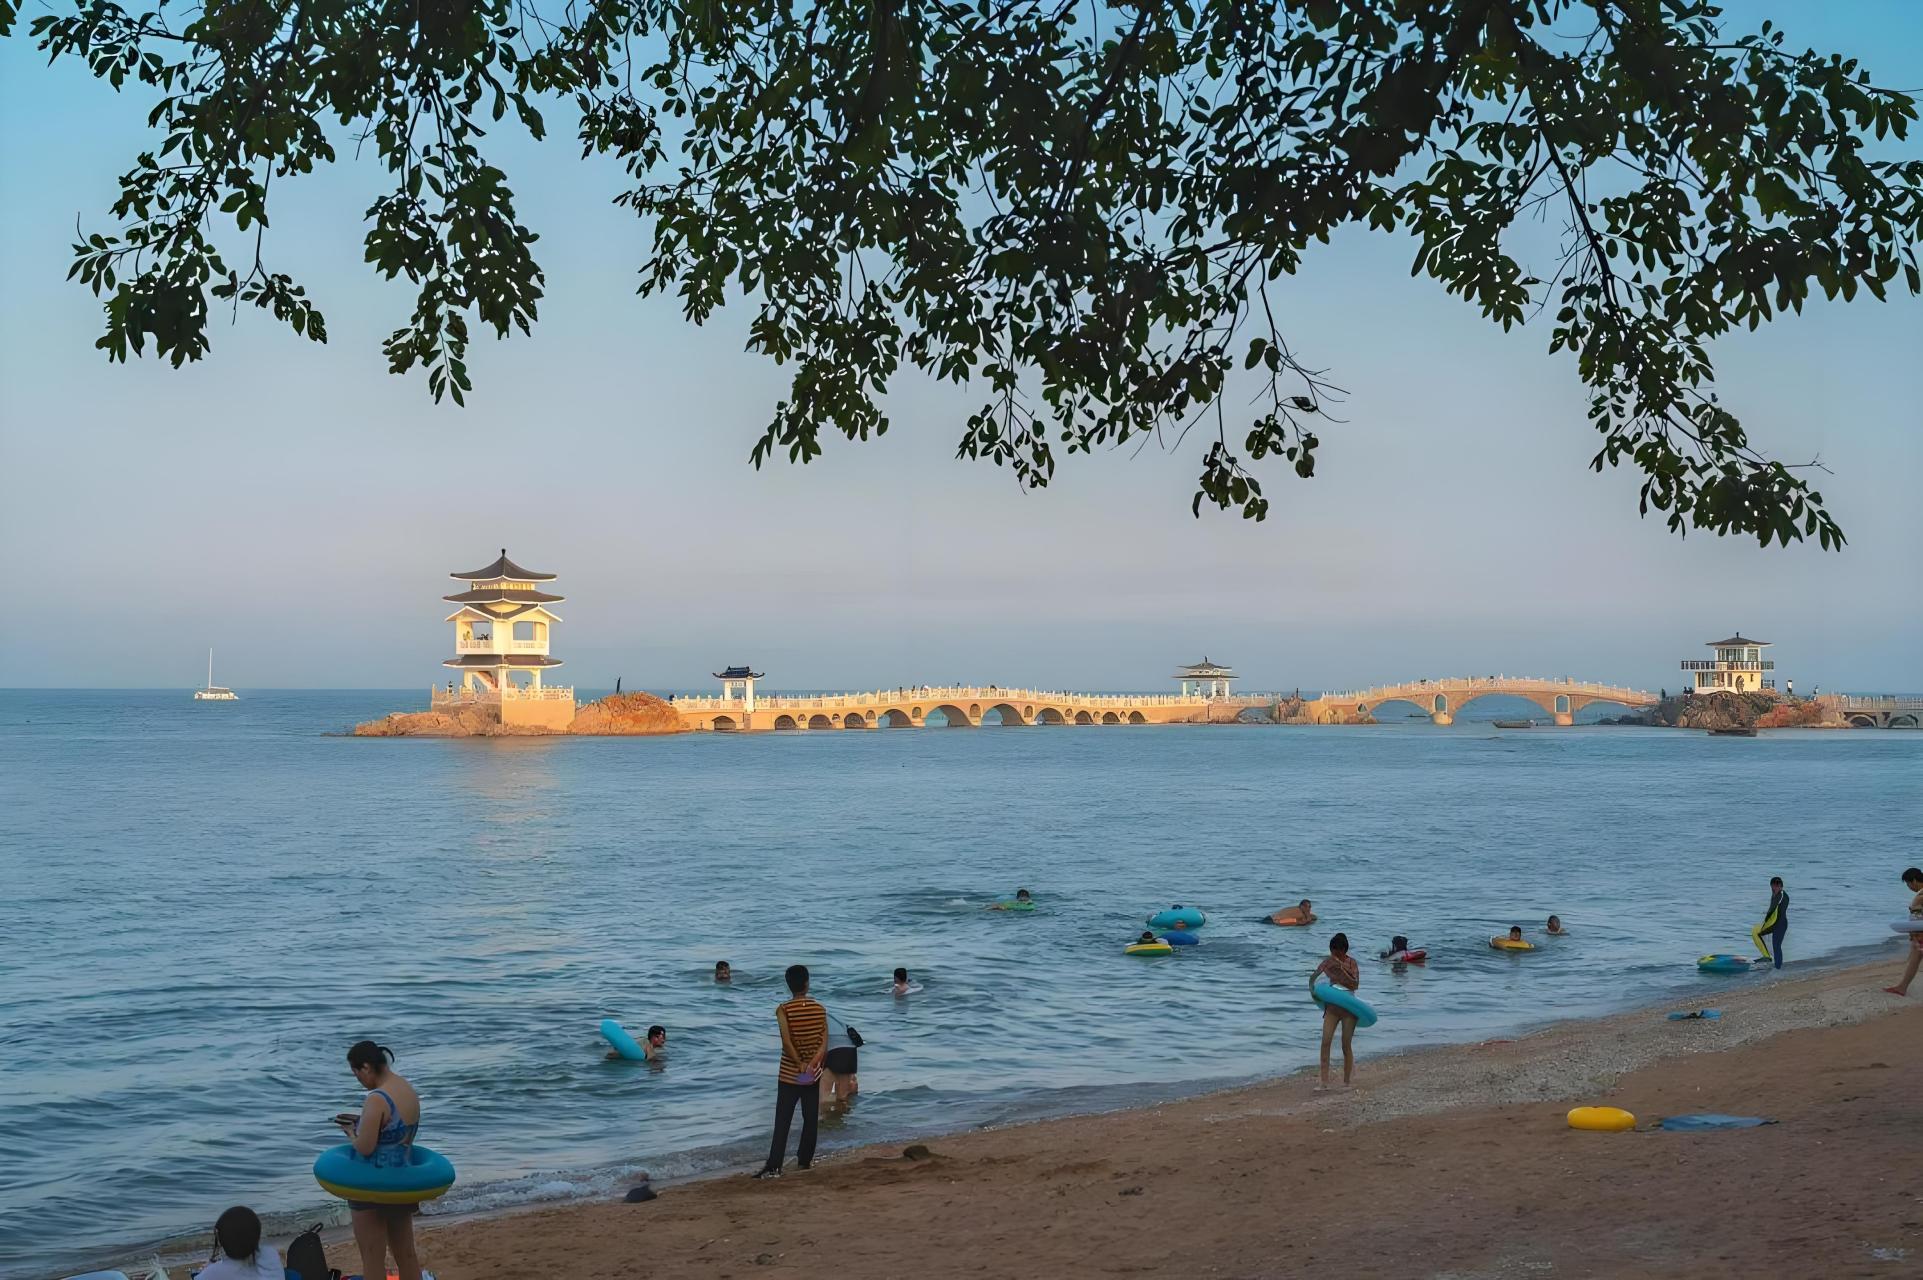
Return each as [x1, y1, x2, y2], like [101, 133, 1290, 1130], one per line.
[1, 690, 1917, 1277]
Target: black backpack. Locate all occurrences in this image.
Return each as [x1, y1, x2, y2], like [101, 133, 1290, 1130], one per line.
[284, 1223, 336, 1280]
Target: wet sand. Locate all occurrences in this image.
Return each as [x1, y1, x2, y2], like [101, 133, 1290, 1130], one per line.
[322, 954, 1921, 1278]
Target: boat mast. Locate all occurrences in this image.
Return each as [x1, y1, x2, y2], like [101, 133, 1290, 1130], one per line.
[207, 647, 214, 690]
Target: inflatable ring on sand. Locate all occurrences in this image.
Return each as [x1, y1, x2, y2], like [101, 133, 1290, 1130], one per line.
[1567, 1106, 1635, 1132]
[1311, 979, 1379, 1028]
[314, 1144, 456, 1205]
[1696, 954, 1754, 973]
[1148, 906, 1206, 930]
[1126, 941, 1174, 956]
[1489, 937, 1535, 951]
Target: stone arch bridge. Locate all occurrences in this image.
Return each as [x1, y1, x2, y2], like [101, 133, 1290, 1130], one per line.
[1313, 676, 1658, 726]
[671, 686, 1224, 732]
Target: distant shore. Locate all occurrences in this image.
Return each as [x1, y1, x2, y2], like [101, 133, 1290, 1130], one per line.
[315, 953, 1918, 1279]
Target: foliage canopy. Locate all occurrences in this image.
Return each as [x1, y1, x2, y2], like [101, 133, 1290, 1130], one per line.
[11, 0, 1923, 545]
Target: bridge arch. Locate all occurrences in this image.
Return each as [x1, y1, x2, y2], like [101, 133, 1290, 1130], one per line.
[773, 714, 799, 731]
[808, 714, 835, 730]
[880, 708, 914, 728]
[1101, 711, 1121, 725]
[1035, 707, 1066, 725]
[711, 714, 737, 732]
[927, 702, 975, 727]
[1073, 710, 1095, 725]
[1891, 714, 1918, 728]
[843, 711, 869, 729]
[1128, 711, 1146, 725]
[982, 702, 1026, 726]
[1848, 713, 1879, 728]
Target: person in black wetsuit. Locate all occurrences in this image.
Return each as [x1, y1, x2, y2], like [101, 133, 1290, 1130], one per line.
[1750, 876, 1789, 969]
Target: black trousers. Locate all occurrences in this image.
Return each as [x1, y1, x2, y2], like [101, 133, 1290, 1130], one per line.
[764, 1079, 818, 1171]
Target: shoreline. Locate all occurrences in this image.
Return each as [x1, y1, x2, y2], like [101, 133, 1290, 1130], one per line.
[260, 952, 1923, 1279]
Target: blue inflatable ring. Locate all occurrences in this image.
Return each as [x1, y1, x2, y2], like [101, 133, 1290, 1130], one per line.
[1160, 930, 1201, 946]
[1312, 979, 1379, 1028]
[601, 1018, 648, 1061]
[1697, 954, 1754, 974]
[1148, 906, 1206, 930]
[313, 1143, 456, 1205]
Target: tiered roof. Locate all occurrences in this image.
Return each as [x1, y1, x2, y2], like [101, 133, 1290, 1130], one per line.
[1175, 657, 1236, 678]
[714, 665, 765, 679]
[450, 549, 558, 582]
[1706, 634, 1769, 648]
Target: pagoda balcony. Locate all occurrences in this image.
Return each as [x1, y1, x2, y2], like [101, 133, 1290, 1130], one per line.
[1680, 660, 1773, 671]
[433, 684, 574, 706]
[455, 638, 551, 655]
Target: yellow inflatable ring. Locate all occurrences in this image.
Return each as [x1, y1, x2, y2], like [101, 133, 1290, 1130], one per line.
[1566, 1106, 1635, 1132]
[1489, 937, 1536, 951]
[1125, 941, 1173, 956]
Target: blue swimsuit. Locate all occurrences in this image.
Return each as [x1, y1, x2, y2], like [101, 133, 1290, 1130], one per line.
[364, 1087, 418, 1167]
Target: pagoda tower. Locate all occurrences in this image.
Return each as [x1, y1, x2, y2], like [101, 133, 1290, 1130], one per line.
[438, 549, 575, 728]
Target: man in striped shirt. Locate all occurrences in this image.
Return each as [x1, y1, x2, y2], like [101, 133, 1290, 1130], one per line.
[755, 964, 828, 1178]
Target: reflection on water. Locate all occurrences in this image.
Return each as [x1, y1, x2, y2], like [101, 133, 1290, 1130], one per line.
[0, 689, 1917, 1276]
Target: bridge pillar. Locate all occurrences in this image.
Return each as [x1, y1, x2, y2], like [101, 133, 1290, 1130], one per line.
[1430, 711, 1454, 726]
[1553, 711, 1574, 727]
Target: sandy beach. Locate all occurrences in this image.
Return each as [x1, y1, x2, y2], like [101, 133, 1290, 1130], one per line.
[316, 955, 1920, 1279]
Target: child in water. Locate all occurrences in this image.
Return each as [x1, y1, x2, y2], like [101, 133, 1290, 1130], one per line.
[715, 961, 733, 983]
[892, 967, 911, 996]
[1546, 915, 1567, 935]
[1137, 930, 1158, 945]
[1310, 933, 1362, 1089]
[1379, 934, 1411, 959]
[990, 888, 1034, 910]
[1507, 925, 1525, 943]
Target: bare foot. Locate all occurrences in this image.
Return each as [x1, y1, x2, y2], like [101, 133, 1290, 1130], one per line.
[1884, 986, 1909, 996]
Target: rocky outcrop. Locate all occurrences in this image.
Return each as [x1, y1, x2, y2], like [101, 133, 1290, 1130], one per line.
[353, 691, 687, 738]
[567, 692, 684, 735]
[1638, 691, 1844, 731]
[352, 705, 551, 737]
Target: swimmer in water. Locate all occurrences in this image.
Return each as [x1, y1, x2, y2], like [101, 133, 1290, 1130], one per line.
[1268, 899, 1315, 926]
[715, 961, 733, 984]
[1506, 925, 1525, 944]
[1310, 933, 1361, 1089]
[1546, 915, 1567, 936]
[1379, 934, 1411, 959]
[892, 967, 911, 996]
[606, 1025, 667, 1062]
[1137, 930, 1158, 945]
[989, 888, 1034, 910]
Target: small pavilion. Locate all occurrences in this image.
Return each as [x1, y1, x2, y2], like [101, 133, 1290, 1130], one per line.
[715, 665, 765, 712]
[1680, 633, 1774, 694]
[1175, 658, 1236, 699]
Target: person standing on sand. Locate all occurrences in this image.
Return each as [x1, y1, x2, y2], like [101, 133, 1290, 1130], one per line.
[1885, 867, 1923, 997]
[1751, 876, 1789, 969]
[755, 965, 827, 1179]
[1310, 933, 1361, 1090]
[333, 1041, 424, 1280]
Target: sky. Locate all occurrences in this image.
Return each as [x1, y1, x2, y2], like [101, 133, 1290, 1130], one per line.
[1, 3, 1919, 694]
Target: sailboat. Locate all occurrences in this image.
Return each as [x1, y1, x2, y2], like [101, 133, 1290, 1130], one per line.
[193, 648, 239, 701]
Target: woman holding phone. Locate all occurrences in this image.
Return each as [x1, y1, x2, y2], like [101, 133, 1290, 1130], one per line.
[334, 1040, 425, 1280]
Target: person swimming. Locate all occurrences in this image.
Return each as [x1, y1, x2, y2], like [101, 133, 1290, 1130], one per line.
[1137, 930, 1158, 944]
[989, 888, 1035, 910]
[1506, 925, 1524, 943]
[892, 967, 911, 996]
[1379, 934, 1411, 958]
[715, 961, 733, 983]
[1268, 899, 1315, 926]
[1546, 915, 1567, 935]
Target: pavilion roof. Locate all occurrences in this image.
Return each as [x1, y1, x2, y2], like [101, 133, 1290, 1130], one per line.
[714, 665, 764, 679]
[443, 586, 565, 606]
[441, 654, 564, 668]
[450, 548, 558, 582]
[444, 603, 562, 623]
[1175, 657, 1236, 677]
[1706, 634, 1770, 647]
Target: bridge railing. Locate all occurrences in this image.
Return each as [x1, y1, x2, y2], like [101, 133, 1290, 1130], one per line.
[1817, 694, 1923, 711]
[666, 686, 1223, 713]
[1314, 676, 1656, 705]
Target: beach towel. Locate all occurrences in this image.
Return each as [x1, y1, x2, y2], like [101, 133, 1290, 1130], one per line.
[1657, 1114, 1775, 1131]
